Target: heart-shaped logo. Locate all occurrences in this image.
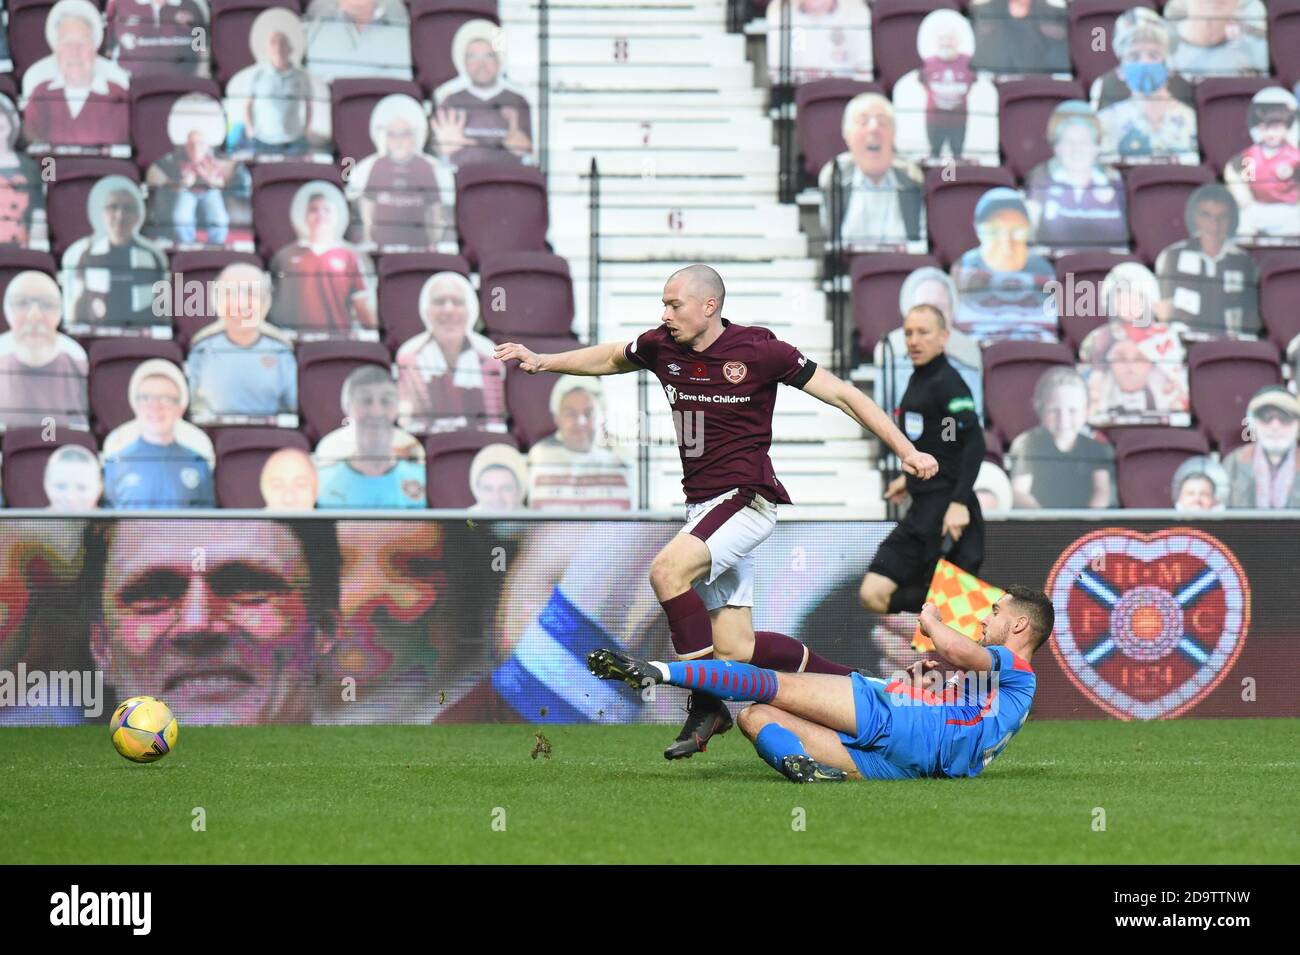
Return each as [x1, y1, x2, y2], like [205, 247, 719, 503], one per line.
[1044, 528, 1251, 721]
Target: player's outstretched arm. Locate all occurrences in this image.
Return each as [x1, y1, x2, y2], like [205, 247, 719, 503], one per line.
[800, 366, 938, 480]
[918, 602, 993, 674]
[493, 340, 637, 376]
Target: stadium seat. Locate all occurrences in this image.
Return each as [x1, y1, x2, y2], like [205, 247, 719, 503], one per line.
[87, 339, 186, 439]
[251, 163, 345, 260]
[998, 78, 1087, 181]
[983, 427, 1004, 466]
[0, 75, 17, 103]
[495, 333, 581, 448]
[871, 0, 961, 94]
[1, 427, 99, 508]
[478, 252, 575, 338]
[1187, 339, 1284, 453]
[330, 78, 428, 162]
[296, 340, 392, 442]
[129, 75, 225, 172]
[1269, 0, 1300, 90]
[411, 0, 500, 95]
[210, 0, 303, 87]
[168, 250, 267, 349]
[1123, 164, 1215, 265]
[45, 159, 141, 260]
[213, 427, 311, 507]
[924, 167, 1017, 267]
[455, 164, 549, 267]
[794, 78, 881, 182]
[1068, 0, 1158, 91]
[1194, 78, 1276, 175]
[1258, 253, 1300, 352]
[8, 0, 59, 80]
[424, 430, 521, 509]
[849, 252, 941, 356]
[0, 249, 59, 334]
[981, 341, 1077, 446]
[1110, 426, 1211, 508]
[377, 252, 472, 352]
[1053, 251, 1141, 353]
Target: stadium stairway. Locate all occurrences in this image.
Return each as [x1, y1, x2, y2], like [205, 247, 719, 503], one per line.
[502, 0, 884, 518]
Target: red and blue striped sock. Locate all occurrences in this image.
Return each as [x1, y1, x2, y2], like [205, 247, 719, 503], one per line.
[663, 659, 778, 703]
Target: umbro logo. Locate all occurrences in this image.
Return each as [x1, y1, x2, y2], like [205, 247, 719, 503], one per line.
[667, 363, 681, 375]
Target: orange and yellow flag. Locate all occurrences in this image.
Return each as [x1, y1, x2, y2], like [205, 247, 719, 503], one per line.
[911, 560, 1004, 652]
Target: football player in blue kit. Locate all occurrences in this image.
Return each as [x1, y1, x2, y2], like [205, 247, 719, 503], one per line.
[588, 585, 1053, 783]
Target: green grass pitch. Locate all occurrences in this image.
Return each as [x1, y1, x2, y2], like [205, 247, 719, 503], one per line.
[3, 720, 1297, 864]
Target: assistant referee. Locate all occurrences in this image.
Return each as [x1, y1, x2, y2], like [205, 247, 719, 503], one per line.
[860, 304, 985, 614]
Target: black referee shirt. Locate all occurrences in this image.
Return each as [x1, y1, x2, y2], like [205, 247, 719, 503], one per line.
[895, 353, 984, 498]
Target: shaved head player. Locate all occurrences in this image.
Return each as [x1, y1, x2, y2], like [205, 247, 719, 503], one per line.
[495, 265, 938, 759]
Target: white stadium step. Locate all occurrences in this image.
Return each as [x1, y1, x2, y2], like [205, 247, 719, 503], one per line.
[506, 34, 748, 65]
[541, 88, 768, 109]
[552, 200, 800, 236]
[549, 116, 773, 150]
[544, 145, 777, 177]
[554, 233, 807, 261]
[511, 62, 755, 91]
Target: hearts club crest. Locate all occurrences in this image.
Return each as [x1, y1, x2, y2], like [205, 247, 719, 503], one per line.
[1045, 528, 1250, 720]
[723, 361, 747, 384]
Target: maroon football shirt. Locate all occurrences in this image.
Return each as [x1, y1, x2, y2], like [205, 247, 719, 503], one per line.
[624, 318, 817, 505]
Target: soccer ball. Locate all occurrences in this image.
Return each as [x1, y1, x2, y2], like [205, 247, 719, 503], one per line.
[110, 696, 179, 764]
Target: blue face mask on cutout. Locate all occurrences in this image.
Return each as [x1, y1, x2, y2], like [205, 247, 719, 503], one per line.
[1122, 61, 1169, 95]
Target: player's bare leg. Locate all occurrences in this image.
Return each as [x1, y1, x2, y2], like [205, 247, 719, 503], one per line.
[859, 572, 898, 615]
[736, 705, 861, 779]
[648, 532, 734, 759]
[709, 605, 755, 660]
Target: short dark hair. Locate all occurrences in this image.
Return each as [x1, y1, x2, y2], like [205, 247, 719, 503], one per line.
[1003, 585, 1055, 651]
[905, 302, 947, 331]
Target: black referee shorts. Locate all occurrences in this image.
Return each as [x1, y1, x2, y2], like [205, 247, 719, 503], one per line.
[867, 490, 985, 608]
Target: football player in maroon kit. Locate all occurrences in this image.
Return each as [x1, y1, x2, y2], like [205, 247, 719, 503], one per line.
[495, 264, 938, 759]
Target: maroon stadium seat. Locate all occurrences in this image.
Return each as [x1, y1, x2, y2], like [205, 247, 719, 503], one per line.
[1194, 78, 1276, 175]
[330, 78, 427, 162]
[925, 167, 1017, 267]
[1068, 0, 1157, 91]
[981, 340, 1077, 446]
[998, 78, 1086, 180]
[88, 339, 186, 439]
[213, 426, 310, 507]
[494, 332, 580, 448]
[169, 250, 266, 349]
[129, 75, 225, 172]
[1110, 426, 1210, 508]
[794, 78, 880, 181]
[410, 0, 500, 96]
[8, 0, 59, 80]
[1269, 0, 1300, 89]
[45, 159, 141, 260]
[251, 163, 345, 260]
[849, 252, 940, 355]
[0, 249, 59, 335]
[983, 427, 1003, 467]
[1123, 164, 1214, 265]
[296, 340, 392, 442]
[871, 0, 961, 94]
[1258, 253, 1300, 352]
[478, 252, 575, 337]
[424, 430, 521, 508]
[210, 0, 303, 87]
[1188, 339, 1284, 453]
[1053, 251, 1141, 353]
[1, 427, 99, 507]
[377, 252, 472, 351]
[455, 164, 549, 267]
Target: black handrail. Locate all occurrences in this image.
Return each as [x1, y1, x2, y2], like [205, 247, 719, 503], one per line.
[588, 156, 600, 347]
